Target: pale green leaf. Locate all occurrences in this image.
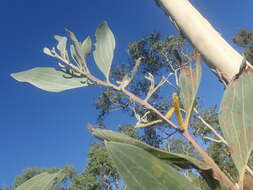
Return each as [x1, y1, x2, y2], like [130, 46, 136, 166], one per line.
[219, 71, 253, 180]
[92, 129, 210, 171]
[145, 73, 155, 100]
[15, 170, 66, 190]
[81, 36, 92, 57]
[54, 35, 67, 58]
[66, 29, 88, 71]
[93, 21, 115, 80]
[43, 47, 54, 57]
[106, 142, 199, 190]
[11, 67, 90, 92]
[120, 58, 142, 88]
[145, 73, 166, 101]
[178, 61, 201, 127]
[70, 44, 79, 66]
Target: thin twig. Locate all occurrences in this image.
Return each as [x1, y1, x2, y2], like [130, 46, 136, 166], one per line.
[194, 108, 253, 178]
[203, 136, 223, 143]
[182, 130, 236, 189]
[193, 108, 228, 145]
[246, 166, 253, 177]
[164, 77, 178, 90]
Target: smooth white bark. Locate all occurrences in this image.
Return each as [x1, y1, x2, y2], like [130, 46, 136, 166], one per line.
[156, 0, 244, 82]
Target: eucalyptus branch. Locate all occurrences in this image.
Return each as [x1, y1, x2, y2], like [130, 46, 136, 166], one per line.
[55, 54, 180, 130]
[182, 130, 236, 189]
[56, 52, 236, 189]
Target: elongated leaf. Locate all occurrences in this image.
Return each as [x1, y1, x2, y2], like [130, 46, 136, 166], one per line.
[179, 61, 201, 127]
[93, 21, 115, 80]
[70, 44, 80, 66]
[106, 142, 199, 190]
[15, 170, 66, 190]
[66, 29, 88, 71]
[120, 58, 142, 88]
[81, 36, 92, 57]
[11, 67, 90, 92]
[145, 73, 166, 101]
[145, 73, 155, 100]
[54, 35, 67, 58]
[92, 129, 209, 171]
[219, 71, 253, 180]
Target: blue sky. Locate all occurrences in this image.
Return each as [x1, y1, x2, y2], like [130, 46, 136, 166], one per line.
[0, 0, 252, 186]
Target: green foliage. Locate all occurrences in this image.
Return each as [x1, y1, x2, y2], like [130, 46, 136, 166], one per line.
[70, 142, 119, 190]
[14, 168, 61, 188]
[207, 142, 237, 181]
[15, 170, 66, 190]
[233, 30, 253, 64]
[219, 70, 253, 181]
[233, 30, 253, 47]
[69, 126, 141, 190]
[93, 22, 115, 80]
[13, 166, 75, 190]
[179, 57, 201, 128]
[54, 35, 67, 58]
[118, 58, 142, 88]
[11, 67, 90, 92]
[191, 105, 220, 141]
[106, 141, 199, 190]
[66, 29, 89, 71]
[167, 138, 196, 157]
[92, 128, 210, 171]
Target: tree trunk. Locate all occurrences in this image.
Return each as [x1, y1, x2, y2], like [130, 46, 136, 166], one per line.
[155, 0, 244, 82]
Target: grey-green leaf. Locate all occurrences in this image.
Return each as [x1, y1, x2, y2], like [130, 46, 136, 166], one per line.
[179, 60, 201, 127]
[66, 29, 88, 71]
[120, 58, 142, 88]
[81, 36, 92, 57]
[11, 67, 90, 92]
[54, 35, 67, 58]
[106, 142, 199, 190]
[92, 129, 210, 171]
[70, 44, 79, 65]
[93, 21, 115, 80]
[219, 71, 253, 180]
[43, 47, 54, 57]
[15, 170, 66, 190]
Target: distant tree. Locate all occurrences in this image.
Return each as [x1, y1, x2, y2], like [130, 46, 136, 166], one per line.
[233, 30, 253, 64]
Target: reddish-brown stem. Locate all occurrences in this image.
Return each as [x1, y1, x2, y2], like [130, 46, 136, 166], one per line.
[182, 130, 236, 190]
